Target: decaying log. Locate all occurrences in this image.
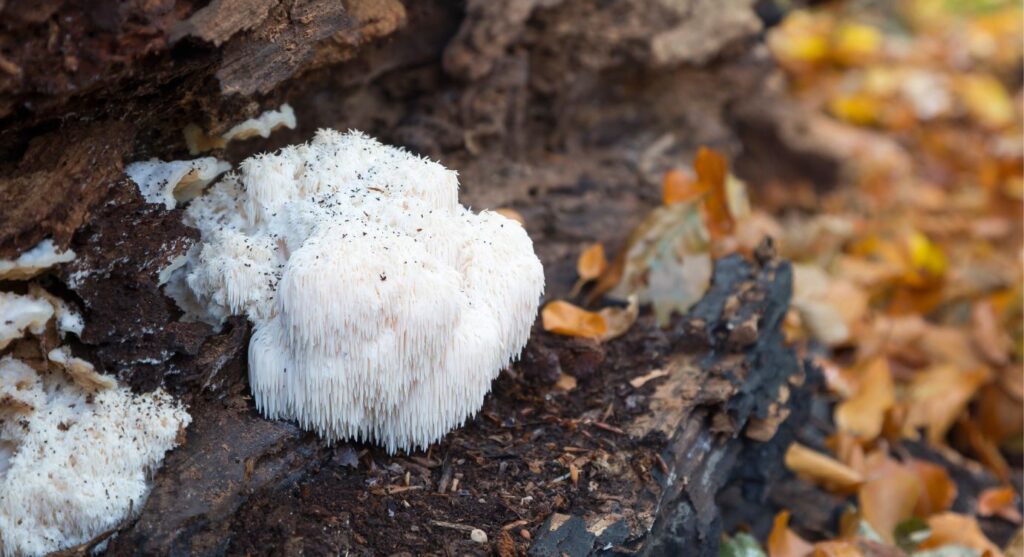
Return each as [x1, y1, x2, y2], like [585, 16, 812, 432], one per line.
[95, 247, 804, 556]
[0, 0, 821, 554]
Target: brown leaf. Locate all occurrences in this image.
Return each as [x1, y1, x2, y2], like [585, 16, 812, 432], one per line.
[835, 358, 894, 441]
[768, 510, 815, 557]
[972, 300, 1012, 366]
[858, 452, 921, 544]
[908, 459, 957, 517]
[785, 442, 864, 493]
[904, 365, 990, 445]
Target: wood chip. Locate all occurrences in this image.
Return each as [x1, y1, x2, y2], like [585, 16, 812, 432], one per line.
[629, 368, 670, 388]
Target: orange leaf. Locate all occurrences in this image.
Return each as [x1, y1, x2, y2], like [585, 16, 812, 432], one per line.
[908, 459, 957, 517]
[576, 243, 608, 282]
[768, 510, 814, 557]
[859, 452, 920, 544]
[826, 431, 865, 474]
[811, 540, 863, 557]
[693, 147, 734, 240]
[785, 442, 864, 493]
[920, 513, 1004, 556]
[978, 486, 1022, 524]
[541, 301, 608, 339]
[835, 358, 894, 441]
[904, 365, 990, 445]
[662, 169, 701, 205]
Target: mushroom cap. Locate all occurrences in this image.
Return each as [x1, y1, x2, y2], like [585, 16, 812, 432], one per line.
[180, 129, 544, 451]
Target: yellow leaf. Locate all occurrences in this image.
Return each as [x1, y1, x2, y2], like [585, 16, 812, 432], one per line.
[835, 358, 894, 441]
[768, 11, 832, 68]
[541, 301, 607, 339]
[957, 74, 1015, 129]
[829, 94, 881, 126]
[904, 231, 947, 287]
[784, 442, 864, 493]
[768, 510, 815, 557]
[576, 243, 608, 282]
[831, 22, 882, 65]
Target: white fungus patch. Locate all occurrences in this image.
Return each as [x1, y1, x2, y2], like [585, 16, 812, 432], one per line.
[185, 103, 297, 155]
[26, 285, 83, 339]
[0, 356, 190, 557]
[222, 103, 297, 143]
[174, 129, 544, 452]
[0, 239, 75, 281]
[0, 292, 53, 350]
[126, 157, 231, 210]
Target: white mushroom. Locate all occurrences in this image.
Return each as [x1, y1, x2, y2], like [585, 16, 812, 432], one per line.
[174, 129, 544, 452]
[0, 239, 75, 280]
[126, 157, 231, 210]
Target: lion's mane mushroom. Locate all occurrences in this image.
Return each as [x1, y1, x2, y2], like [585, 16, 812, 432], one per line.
[173, 129, 544, 452]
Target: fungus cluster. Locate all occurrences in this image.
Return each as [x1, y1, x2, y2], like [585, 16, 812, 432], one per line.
[173, 129, 544, 452]
[0, 241, 190, 557]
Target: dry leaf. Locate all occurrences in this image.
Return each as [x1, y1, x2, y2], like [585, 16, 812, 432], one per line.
[662, 169, 700, 205]
[542, 301, 607, 339]
[554, 373, 577, 392]
[768, 510, 815, 557]
[694, 147, 734, 241]
[907, 459, 957, 517]
[811, 540, 863, 557]
[858, 452, 921, 544]
[972, 300, 1012, 366]
[978, 486, 1022, 524]
[835, 358, 894, 441]
[785, 442, 864, 493]
[904, 365, 990, 445]
[920, 513, 1004, 556]
[576, 243, 608, 282]
[976, 383, 1024, 446]
[606, 201, 711, 325]
[597, 295, 639, 341]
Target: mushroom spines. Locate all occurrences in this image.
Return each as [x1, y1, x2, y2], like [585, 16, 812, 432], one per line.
[177, 130, 544, 452]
